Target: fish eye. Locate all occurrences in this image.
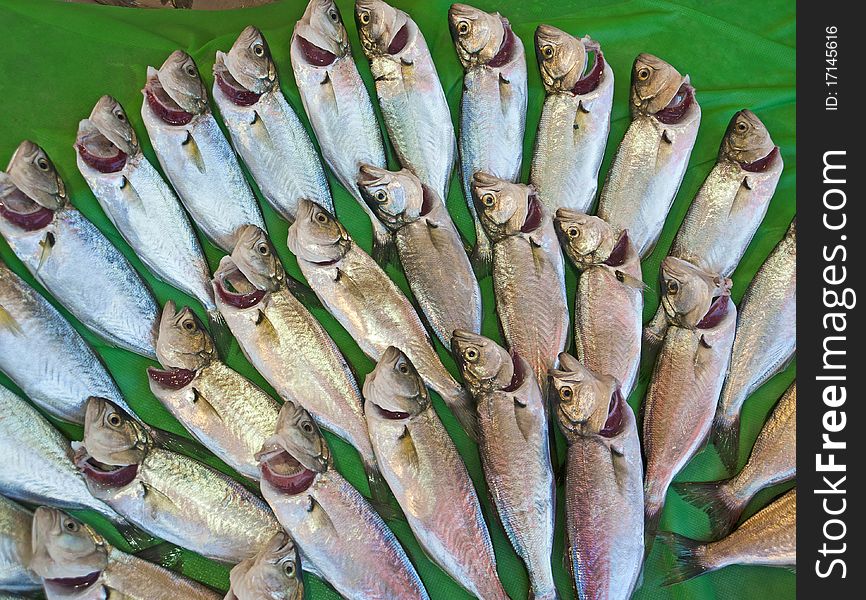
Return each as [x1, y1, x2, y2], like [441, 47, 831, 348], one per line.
[481, 193, 495, 207]
[559, 386, 573, 400]
[637, 67, 651, 81]
[182, 319, 196, 331]
[115, 111, 126, 122]
[736, 120, 748, 133]
[397, 361, 409, 374]
[567, 226, 579, 238]
[107, 412, 123, 427]
[328, 9, 339, 22]
[359, 11, 370, 25]
[301, 421, 314, 433]
[457, 21, 470, 35]
[666, 279, 680, 295]
[463, 347, 479, 362]
[253, 43, 265, 57]
[64, 519, 80, 532]
[374, 190, 387, 202]
[314, 211, 328, 224]
[257, 242, 270, 256]
[542, 45, 554, 59]
[283, 560, 296, 578]
[36, 157, 50, 171]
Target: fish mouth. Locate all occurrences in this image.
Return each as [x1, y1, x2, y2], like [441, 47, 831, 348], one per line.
[213, 259, 266, 310]
[0, 186, 55, 231]
[76, 125, 128, 174]
[79, 458, 139, 489]
[372, 401, 412, 420]
[295, 34, 340, 67]
[259, 450, 318, 494]
[696, 294, 730, 329]
[654, 83, 694, 125]
[740, 146, 780, 172]
[44, 571, 102, 593]
[520, 193, 543, 233]
[147, 366, 196, 390]
[144, 71, 194, 126]
[214, 66, 263, 107]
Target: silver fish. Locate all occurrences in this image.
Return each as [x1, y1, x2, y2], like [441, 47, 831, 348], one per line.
[214, 26, 333, 222]
[357, 165, 481, 345]
[597, 54, 701, 258]
[449, 3, 527, 267]
[363, 347, 507, 599]
[141, 50, 266, 253]
[225, 532, 303, 600]
[452, 331, 557, 600]
[531, 26, 614, 214]
[258, 400, 430, 600]
[0, 496, 39, 593]
[0, 141, 159, 358]
[356, 0, 456, 200]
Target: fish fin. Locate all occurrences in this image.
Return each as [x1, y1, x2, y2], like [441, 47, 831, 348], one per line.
[742, 175, 754, 191]
[643, 306, 669, 351]
[513, 397, 536, 444]
[133, 541, 184, 570]
[614, 269, 648, 292]
[190, 387, 223, 422]
[224, 592, 239, 600]
[0, 303, 22, 335]
[658, 532, 711, 586]
[284, 274, 323, 309]
[711, 414, 742, 474]
[470, 231, 493, 278]
[37, 231, 56, 271]
[446, 388, 480, 442]
[662, 129, 674, 144]
[249, 110, 272, 142]
[142, 483, 180, 518]
[206, 309, 233, 359]
[181, 130, 206, 174]
[112, 519, 160, 553]
[673, 480, 744, 539]
[150, 429, 215, 464]
[371, 226, 398, 266]
[363, 458, 391, 507]
[643, 500, 664, 559]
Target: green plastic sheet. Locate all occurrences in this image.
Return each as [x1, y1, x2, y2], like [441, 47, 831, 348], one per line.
[0, 0, 795, 598]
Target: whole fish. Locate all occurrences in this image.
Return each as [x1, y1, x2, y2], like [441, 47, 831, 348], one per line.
[713, 220, 796, 470]
[363, 347, 507, 599]
[597, 54, 701, 258]
[0, 141, 159, 358]
[643, 257, 736, 549]
[549, 354, 643, 600]
[287, 199, 477, 439]
[449, 3, 527, 267]
[357, 165, 481, 345]
[0, 261, 129, 423]
[212, 225, 384, 497]
[554, 211, 643, 397]
[225, 532, 303, 600]
[356, 0, 456, 200]
[258, 400, 430, 600]
[141, 50, 266, 252]
[472, 172, 568, 390]
[678, 383, 795, 537]
[76, 397, 281, 564]
[214, 26, 333, 222]
[29, 507, 221, 600]
[662, 488, 796, 585]
[147, 300, 280, 481]
[0, 496, 39, 593]
[290, 0, 391, 260]
[452, 331, 557, 600]
[531, 26, 613, 214]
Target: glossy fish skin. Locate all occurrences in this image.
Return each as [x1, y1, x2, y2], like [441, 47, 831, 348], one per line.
[225, 532, 303, 600]
[363, 347, 507, 600]
[0, 141, 159, 359]
[549, 354, 643, 600]
[259, 401, 430, 600]
[531, 26, 614, 214]
[356, 0, 456, 200]
[357, 165, 481, 345]
[141, 50, 266, 253]
[597, 54, 701, 258]
[214, 26, 333, 222]
[450, 3, 528, 266]
[0, 496, 39, 593]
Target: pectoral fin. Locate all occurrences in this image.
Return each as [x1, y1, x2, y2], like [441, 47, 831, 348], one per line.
[181, 131, 206, 174]
[0, 304, 22, 335]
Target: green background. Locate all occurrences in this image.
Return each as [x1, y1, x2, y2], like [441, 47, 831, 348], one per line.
[0, 0, 795, 598]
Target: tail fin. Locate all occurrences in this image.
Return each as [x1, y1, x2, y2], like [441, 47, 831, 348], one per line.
[642, 305, 669, 351]
[711, 414, 741, 474]
[363, 458, 391, 507]
[674, 480, 745, 538]
[371, 224, 398, 266]
[207, 309, 232, 359]
[112, 517, 160, 552]
[446, 387, 480, 442]
[658, 532, 711, 586]
[469, 226, 492, 278]
[643, 497, 664, 559]
[134, 541, 184, 570]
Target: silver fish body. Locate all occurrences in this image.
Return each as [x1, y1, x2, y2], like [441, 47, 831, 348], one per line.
[0, 496, 39, 593]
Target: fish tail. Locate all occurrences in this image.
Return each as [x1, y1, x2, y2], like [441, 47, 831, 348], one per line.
[363, 457, 391, 507]
[711, 413, 741, 474]
[446, 387, 481, 442]
[133, 541, 184, 570]
[528, 588, 560, 600]
[206, 309, 233, 358]
[658, 532, 711, 586]
[642, 305, 669, 349]
[469, 227, 492, 278]
[111, 516, 159, 552]
[643, 493, 665, 559]
[371, 222, 397, 266]
[674, 480, 744, 538]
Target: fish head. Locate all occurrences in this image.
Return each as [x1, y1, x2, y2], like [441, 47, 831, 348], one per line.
[535, 25, 587, 92]
[630, 53, 687, 115]
[228, 532, 303, 600]
[550, 353, 625, 438]
[471, 172, 536, 240]
[4, 141, 67, 210]
[357, 164, 424, 229]
[222, 26, 277, 94]
[449, 4, 504, 67]
[155, 50, 208, 115]
[258, 401, 330, 495]
[293, 0, 349, 65]
[356, 0, 412, 58]
[86, 95, 138, 156]
[554, 209, 616, 268]
[287, 199, 351, 264]
[155, 300, 215, 371]
[722, 109, 777, 166]
[364, 346, 430, 418]
[231, 225, 286, 293]
[29, 507, 108, 581]
[451, 329, 514, 394]
[81, 397, 149, 467]
[660, 257, 731, 328]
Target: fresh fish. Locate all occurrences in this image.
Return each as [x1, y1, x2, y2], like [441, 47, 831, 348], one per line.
[643, 257, 736, 548]
[225, 532, 303, 600]
[76, 397, 281, 564]
[554, 211, 642, 396]
[713, 220, 796, 470]
[0, 496, 39, 593]
[29, 507, 221, 600]
[287, 200, 477, 439]
[362, 347, 507, 599]
[0, 141, 159, 358]
[258, 400, 430, 600]
[531, 26, 613, 214]
[357, 165, 481, 345]
[451, 331, 557, 600]
[661, 488, 796, 585]
[449, 3, 527, 267]
[214, 26, 333, 222]
[597, 54, 701, 258]
[147, 300, 280, 480]
[141, 50, 266, 252]
[0, 261, 129, 423]
[549, 354, 643, 600]
[290, 0, 391, 260]
[678, 383, 795, 537]
[356, 0, 456, 200]
[472, 172, 568, 390]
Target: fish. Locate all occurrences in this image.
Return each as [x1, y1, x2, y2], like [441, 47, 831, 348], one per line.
[290, 0, 391, 261]
[642, 257, 737, 550]
[0, 141, 159, 358]
[713, 220, 796, 471]
[212, 225, 385, 497]
[596, 54, 701, 258]
[0, 260, 130, 423]
[0, 496, 39, 593]
[362, 347, 507, 599]
[471, 172, 568, 390]
[449, 3, 527, 267]
[141, 50, 266, 253]
[531, 26, 614, 214]
[451, 331, 557, 600]
[214, 26, 333, 222]
[549, 354, 643, 600]
[677, 382, 795, 537]
[76, 397, 281, 564]
[258, 400, 430, 600]
[357, 164, 481, 345]
[287, 199, 478, 439]
[147, 300, 280, 481]
[225, 532, 303, 600]
[356, 0, 456, 200]
[29, 506, 222, 600]
[661, 488, 796, 585]
[554, 211, 643, 397]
